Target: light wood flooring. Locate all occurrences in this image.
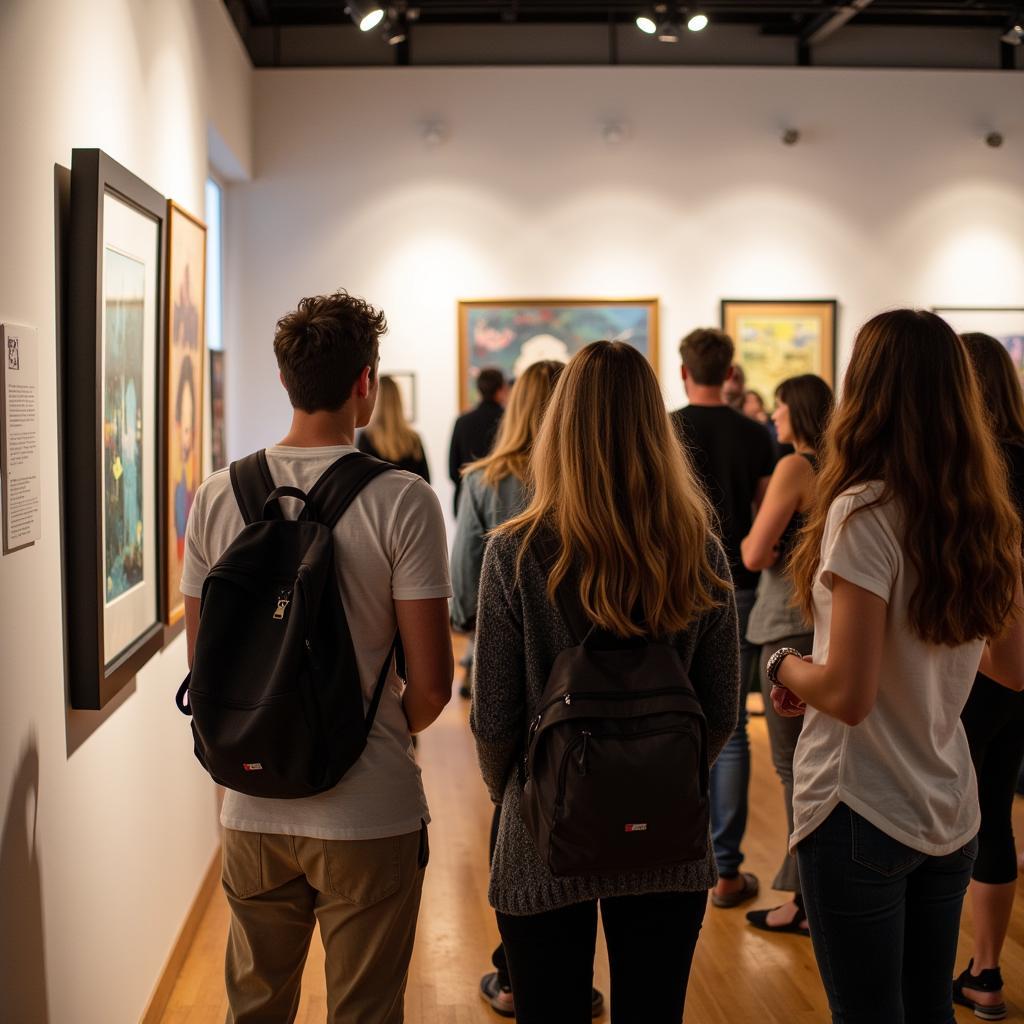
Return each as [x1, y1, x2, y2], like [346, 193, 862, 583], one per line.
[160, 675, 1024, 1023]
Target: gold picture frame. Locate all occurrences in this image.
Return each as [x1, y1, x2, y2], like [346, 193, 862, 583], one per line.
[457, 298, 659, 411]
[163, 200, 206, 631]
[721, 299, 837, 403]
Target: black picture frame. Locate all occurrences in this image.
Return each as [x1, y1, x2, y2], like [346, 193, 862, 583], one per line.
[66, 149, 167, 709]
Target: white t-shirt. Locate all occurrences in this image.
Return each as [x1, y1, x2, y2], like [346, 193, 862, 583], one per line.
[790, 482, 982, 856]
[181, 444, 452, 841]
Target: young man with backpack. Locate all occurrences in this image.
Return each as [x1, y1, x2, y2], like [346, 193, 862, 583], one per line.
[180, 291, 454, 1023]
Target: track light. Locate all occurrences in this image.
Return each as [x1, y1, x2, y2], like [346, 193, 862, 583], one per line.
[346, 2, 385, 31]
[1001, 22, 1023, 45]
[637, 5, 708, 41]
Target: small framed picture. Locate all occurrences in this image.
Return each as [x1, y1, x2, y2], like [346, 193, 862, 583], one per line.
[387, 371, 417, 423]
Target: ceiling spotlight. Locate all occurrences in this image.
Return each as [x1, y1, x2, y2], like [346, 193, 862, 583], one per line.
[1001, 23, 1023, 45]
[384, 19, 407, 45]
[657, 17, 682, 43]
[636, 13, 657, 33]
[687, 12, 709, 31]
[346, 2, 385, 31]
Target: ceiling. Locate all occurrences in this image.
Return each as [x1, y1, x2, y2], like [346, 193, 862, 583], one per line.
[223, 0, 1024, 68]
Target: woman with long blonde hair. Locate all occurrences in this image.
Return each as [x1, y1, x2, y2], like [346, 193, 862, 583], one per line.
[357, 374, 430, 481]
[450, 359, 569, 1017]
[770, 310, 1024, 1023]
[471, 342, 741, 1023]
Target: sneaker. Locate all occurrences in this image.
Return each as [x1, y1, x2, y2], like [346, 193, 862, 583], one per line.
[479, 972, 515, 1018]
[479, 972, 606, 1018]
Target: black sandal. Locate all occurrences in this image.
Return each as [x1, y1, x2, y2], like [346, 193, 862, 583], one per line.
[953, 960, 1007, 1021]
[745, 894, 811, 936]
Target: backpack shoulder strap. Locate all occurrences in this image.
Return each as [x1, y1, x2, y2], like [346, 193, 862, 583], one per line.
[229, 450, 275, 525]
[530, 528, 590, 645]
[307, 451, 396, 529]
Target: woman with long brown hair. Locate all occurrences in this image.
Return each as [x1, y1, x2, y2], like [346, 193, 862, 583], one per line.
[357, 374, 430, 480]
[953, 331, 1024, 1021]
[740, 373, 833, 935]
[770, 310, 1024, 1023]
[471, 342, 741, 1023]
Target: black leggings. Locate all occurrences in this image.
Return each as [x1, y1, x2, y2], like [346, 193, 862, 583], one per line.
[960, 671, 1024, 884]
[497, 890, 706, 1024]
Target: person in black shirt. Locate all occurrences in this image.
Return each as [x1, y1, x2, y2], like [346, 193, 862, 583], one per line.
[449, 367, 507, 515]
[671, 328, 775, 910]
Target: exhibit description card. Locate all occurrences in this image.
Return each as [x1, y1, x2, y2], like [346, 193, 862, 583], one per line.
[1, 323, 41, 553]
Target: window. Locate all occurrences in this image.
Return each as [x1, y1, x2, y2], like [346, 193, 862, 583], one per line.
[205, 176, 223, 351]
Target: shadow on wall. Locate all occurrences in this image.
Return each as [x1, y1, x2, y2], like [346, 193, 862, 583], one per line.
[0, 738, 50, 1022]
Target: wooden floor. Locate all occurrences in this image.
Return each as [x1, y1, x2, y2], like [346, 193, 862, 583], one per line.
[160, 675, 1024, 1022]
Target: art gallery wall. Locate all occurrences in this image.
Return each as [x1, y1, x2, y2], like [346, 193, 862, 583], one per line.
[0, 1, 251, 1022]
[231, 65, 1024, 526]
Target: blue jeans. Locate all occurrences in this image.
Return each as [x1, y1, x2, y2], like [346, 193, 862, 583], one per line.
[709, 586, 757, 877]
[797, 804, 977, 1024]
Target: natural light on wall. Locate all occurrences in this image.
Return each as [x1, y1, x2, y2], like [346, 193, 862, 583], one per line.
[205, 176, 223, 350]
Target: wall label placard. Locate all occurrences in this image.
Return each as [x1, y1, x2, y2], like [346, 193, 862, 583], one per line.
[1, 322, 41, 554]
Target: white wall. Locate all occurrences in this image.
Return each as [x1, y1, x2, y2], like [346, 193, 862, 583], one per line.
[0, 2, 251, 1022]
[232, 66, 1024, 519]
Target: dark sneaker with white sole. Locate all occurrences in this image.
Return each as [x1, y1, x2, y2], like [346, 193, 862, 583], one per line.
[478, 971, 606, 1018]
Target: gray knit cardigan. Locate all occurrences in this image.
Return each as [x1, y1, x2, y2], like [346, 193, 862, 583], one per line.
[470, 530, 741, 916]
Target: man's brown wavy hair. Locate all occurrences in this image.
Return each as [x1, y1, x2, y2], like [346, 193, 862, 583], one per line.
[790, 309, 1021, 647]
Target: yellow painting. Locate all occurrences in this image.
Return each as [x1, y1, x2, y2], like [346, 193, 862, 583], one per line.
[721, 300, 836, 402]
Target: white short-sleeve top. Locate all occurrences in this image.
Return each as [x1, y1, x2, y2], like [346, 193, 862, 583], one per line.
[790, 482, 981, 856]
[182, 445, 452, 842]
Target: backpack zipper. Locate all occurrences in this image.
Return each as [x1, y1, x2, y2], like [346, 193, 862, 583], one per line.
[273, 586, 293, 621]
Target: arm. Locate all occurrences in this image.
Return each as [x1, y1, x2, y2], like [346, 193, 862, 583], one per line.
[980, 580, 1024, 690]
[777, 575, 887, 725]
[687, 543, 741, 763]
[448, 421, 463, 486]
[470, 536, 527, 802]
[449, 477, 488, 632]
[750, 425, 776, 514]
[396, 597, 454, 732]
[741, 455, 808, 571]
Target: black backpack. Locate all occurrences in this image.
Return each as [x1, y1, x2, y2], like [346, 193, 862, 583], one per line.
[521, 544, 710, 877]
[175, 449, 399, 799]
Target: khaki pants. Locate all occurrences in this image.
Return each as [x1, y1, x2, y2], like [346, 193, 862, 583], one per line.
[222, 825, 428, 1023]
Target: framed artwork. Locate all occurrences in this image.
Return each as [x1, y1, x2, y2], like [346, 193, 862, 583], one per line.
[720, 299, 837, 402]
[387, 371, 417, 423]
[458, 298, 659, 411]
[210, 349, 227, 471]
[934, 308, 1024, 384]
[66, 148, 167, 709]
[164, 201, 206, 630]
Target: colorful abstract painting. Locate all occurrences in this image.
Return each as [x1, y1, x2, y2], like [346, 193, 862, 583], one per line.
[165, 202, 206, 625]
[458, 299, 658, 410]
[103, 247, 146, 603]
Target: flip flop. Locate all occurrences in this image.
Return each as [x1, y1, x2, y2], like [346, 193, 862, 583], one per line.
[746, 894, 811, 935]
[711, 871, 759, 908]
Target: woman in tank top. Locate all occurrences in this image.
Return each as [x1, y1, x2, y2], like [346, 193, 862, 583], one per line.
[771, 310, 1024, 1024]
[953, 331, 1024, 1021]
[740, 374, 833, 935]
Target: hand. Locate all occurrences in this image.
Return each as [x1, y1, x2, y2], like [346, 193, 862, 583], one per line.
[771, 683, 806, 718]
